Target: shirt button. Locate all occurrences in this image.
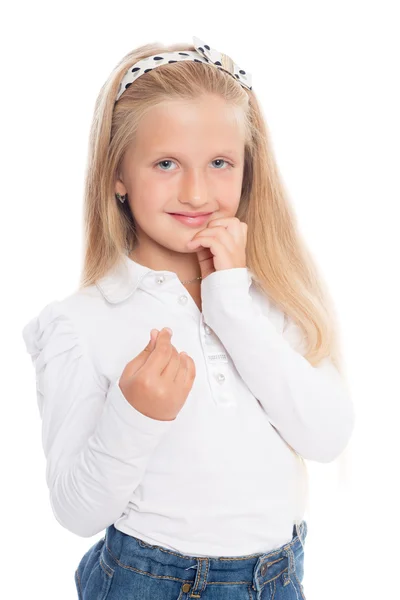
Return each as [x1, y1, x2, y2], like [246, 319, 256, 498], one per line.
[156, 275, 166, 284]
[204, 325, 212, 335]
[178, 294, 188, 305]
[217, 373, 225, 383]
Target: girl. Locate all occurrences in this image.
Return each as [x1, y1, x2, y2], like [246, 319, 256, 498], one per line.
[22, 35, 355, 599]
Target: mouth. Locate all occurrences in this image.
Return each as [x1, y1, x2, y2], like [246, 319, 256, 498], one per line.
[168, 213, 213, 227]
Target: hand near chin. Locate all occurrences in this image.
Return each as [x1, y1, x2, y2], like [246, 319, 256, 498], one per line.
[185, 217, 248, 280]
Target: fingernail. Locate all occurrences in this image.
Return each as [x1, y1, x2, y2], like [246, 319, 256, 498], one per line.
[165, 327, 173, 335]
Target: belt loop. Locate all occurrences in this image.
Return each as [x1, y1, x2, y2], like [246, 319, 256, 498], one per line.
[281, 546, 295, 586]
[188, 557, 209, 598]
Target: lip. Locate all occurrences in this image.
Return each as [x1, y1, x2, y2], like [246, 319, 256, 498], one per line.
[169, 212, 212, 216]
[168, 213, 212, 227]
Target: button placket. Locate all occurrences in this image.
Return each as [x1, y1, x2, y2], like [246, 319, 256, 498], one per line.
[203, 323, 215, 347]
[213, 369, 234, 406]
[199, 323, 235, 406]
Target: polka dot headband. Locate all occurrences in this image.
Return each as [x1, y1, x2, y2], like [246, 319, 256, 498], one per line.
[115, 35, 252, 103]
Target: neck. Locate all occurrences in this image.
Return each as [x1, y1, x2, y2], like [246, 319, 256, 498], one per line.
[129, 244, 202, 283]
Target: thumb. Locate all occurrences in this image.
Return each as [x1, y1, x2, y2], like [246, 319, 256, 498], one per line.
[194, 246, 215, 280]
[132, 329, 159, 365]
[121, 330, 160, 381]
[144, 329, 159, 352]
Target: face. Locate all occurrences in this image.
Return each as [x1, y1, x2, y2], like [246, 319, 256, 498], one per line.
[115, 94, 246, 270]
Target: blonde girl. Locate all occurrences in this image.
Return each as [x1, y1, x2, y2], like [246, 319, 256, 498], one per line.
[22, 35, 355, 600]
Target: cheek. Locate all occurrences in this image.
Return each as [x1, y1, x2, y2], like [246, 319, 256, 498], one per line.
[212, 174, 242, 201]
[130, 167, 169, 199]
[216, 193, 241, 214]
[131, 191, 166, 218]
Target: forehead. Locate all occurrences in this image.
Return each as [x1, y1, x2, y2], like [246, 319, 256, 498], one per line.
[135, 96, 246, 151]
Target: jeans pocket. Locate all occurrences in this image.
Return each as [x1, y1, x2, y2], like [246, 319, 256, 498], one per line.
[84, 559, 114, 600]
[292, 571, 307, 599]
[75, 538, 115, 600]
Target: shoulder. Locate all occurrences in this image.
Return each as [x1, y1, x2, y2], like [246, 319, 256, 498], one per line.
[22, 281, 107, 338]
[21, 285, 107, 385]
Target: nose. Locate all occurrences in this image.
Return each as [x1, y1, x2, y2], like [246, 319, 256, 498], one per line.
[180, 169, 208, 206]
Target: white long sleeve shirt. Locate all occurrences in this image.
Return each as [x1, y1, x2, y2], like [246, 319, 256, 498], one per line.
[22, 252, 355, 557]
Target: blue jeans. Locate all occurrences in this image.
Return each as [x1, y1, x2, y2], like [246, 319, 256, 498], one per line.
[75, 520, 307, 599]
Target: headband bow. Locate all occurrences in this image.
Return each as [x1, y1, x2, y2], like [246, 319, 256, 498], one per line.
[115, 35, 252, 102]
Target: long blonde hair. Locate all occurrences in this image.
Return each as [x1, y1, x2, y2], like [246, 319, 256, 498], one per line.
[78, 39, 352, 513]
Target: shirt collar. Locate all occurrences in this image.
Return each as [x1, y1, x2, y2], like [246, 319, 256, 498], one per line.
[96, 252, 254, 304]
[96, 253, 154, 304]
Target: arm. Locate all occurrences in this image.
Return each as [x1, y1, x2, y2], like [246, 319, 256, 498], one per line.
[22, 301, 174, 537]
[201, 268, 355, 463]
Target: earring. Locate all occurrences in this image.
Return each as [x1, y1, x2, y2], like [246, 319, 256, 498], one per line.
[116, 192, 127, 204]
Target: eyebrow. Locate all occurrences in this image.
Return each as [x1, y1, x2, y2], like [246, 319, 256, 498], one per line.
[151, 149, 241, 157]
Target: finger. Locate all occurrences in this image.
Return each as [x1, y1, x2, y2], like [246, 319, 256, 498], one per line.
[144, 328, 174, 374]
[143, 329, 160, 355]
[206, 217, 246, 243]
[137, 329, 159, 361]
[150, 329, 159, 345]
[175, 352, 196, 388]
[161, 345, 181, 380]
[186, 236, 228, 256]
[122, 329, 159, 379]
[188, 227, 236, 253]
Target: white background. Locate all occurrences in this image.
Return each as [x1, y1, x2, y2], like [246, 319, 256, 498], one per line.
[2, 1, 399, 598]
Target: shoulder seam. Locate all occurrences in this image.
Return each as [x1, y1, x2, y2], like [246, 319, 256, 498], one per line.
[57, 300, 109, 393]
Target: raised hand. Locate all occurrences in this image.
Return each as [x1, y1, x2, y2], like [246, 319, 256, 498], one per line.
[118, 328, 196, 421]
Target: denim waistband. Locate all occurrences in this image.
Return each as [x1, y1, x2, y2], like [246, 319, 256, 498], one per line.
[103, 520, 307, 596]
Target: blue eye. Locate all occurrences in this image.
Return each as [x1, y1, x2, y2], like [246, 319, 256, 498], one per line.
[212, 159, 232, 169]
[156, 159, 233, 171]
[157, 160, 176, 171]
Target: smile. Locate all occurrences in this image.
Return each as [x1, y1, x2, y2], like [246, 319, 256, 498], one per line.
[169, 213, 211, 227]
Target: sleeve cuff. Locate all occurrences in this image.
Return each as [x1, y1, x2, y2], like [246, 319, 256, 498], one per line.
[201, 267, 253, 292]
